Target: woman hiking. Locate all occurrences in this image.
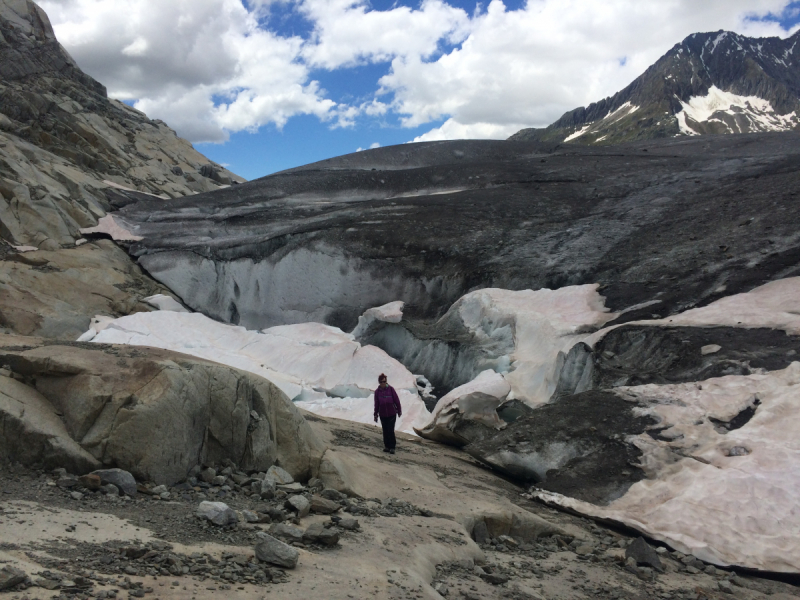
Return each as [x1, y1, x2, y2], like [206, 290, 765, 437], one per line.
[373, 373, 402, 454]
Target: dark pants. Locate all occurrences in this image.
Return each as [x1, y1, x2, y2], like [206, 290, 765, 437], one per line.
[379, 415, 397, 450]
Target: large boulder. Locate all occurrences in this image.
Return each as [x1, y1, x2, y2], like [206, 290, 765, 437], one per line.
[415, 370, 511, 446]
[0, 334, 325, 484]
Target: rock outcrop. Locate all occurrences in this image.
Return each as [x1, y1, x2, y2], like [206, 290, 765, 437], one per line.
[0, 0, 243, 251]
[0, 334, 325, 484]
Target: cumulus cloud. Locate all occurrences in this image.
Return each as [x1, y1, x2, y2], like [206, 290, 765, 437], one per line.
[383, 0, 800, 136]
[39, 0, 800, 144]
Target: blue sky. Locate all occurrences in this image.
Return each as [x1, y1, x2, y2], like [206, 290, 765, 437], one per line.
[43, 0, 800, 180]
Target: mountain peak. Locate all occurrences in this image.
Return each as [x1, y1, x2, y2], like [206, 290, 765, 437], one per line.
[510, 28, 800, 144]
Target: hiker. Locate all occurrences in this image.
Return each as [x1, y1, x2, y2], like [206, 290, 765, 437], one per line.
[373, 373, 402, 454]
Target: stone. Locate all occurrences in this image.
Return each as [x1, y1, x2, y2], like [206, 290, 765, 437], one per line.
[151, 484, 168, 495]
[70, 491, 84, 500]
[92, 468, 137, 497]
[57, 476, 80, 488]
[212, 475, 227, 486]
[258, 478, 276, 499]
[0, 566, 26, 591]
[255, 535, 299, 569]
[199, 468, 217, 484]
[196, 501, 238, 526]
[102, 483, 119, 496]
[267, 465, 294, 485]
[480, 572, 509, 585]
[320, 488, 347, 502]
[242, 510, 260, 523]
[472, 520, 490, 544]
[285, 495, 311, 518]
[718, 580, 734, 594]
[78, 474, 102, 490]
[303, 523, 339, 546]
[269, 523, 304, 543]
[310, 495, 341, 514]
[338, 518, 360, 531]
[575, 544, 594, 556]
[625, 537, 664, 572]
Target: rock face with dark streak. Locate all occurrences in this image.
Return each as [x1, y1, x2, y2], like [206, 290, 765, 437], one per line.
[111, 133, 800, 338]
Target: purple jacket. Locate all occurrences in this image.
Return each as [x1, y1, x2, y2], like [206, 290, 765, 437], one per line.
[374, 385, 402, 419]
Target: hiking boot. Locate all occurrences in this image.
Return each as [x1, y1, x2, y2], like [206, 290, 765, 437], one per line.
[389, 449, 395, 454]
[383, 448, 390, 452]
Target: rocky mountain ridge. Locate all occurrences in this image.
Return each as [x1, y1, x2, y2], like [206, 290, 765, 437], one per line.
[510, 29, 800, 144]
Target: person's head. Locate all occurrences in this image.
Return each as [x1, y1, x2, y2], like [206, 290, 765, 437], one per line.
[378, 373, 388, 387]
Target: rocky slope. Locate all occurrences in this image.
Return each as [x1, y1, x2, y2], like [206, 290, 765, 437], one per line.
[0, 0, 243, 251]
[510, 30, 800, 144]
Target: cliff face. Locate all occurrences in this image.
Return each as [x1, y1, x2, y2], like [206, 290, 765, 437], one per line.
[510, 30, 800, 145]
[0, 0, 243, 250]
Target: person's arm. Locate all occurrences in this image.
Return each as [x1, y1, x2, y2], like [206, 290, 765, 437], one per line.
[391, 387, 402, 417]
[374, 390, 379, 422]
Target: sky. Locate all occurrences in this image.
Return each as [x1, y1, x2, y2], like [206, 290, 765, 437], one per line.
[39, 0, 800, 180]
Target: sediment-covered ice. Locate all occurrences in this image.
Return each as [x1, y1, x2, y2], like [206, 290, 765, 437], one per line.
[530, 362, 800, 572]
[82, 311, 428, 432]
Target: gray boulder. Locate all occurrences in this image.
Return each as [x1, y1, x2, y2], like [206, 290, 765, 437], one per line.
[626, 537, 664, 572]
[310, 495, 341, 514]
[92, 468, 137, 497]
[267, 465, 294, 485]
[0, 566, 26, 591]
[0, 337, 326, 485]
[269, 523, 304, 543]
[255, 534, 299, 569]
[303, 522, 339, 546]
[285, 495, 311, 518]
[197, 501, 238, 526]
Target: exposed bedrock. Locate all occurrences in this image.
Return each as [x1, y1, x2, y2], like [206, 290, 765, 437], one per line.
[0, 335, 325, 484]
[112, 133, 800, 333]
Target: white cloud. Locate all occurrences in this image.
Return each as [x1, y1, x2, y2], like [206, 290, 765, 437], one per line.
[383, 0, 800, 139]
[411, 119, 525, 142]
[39, 0, 800, 145]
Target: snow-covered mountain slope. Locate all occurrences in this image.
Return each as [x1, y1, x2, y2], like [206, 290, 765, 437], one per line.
[510, 29, 800, 144]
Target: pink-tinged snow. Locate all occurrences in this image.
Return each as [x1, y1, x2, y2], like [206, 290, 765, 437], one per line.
[676, 85, 798, 134]
[295, 388, 429, 436]
[79, 215, 143, 241]
[531, 362, 800, 572]
[416, 369, 511, 439]
[81, 311, 428, 428]
[452, 284, 617, 406]
[649, 277, 800, 335]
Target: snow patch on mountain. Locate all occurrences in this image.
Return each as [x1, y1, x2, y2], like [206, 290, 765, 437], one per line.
[676, 86, 798, 135]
